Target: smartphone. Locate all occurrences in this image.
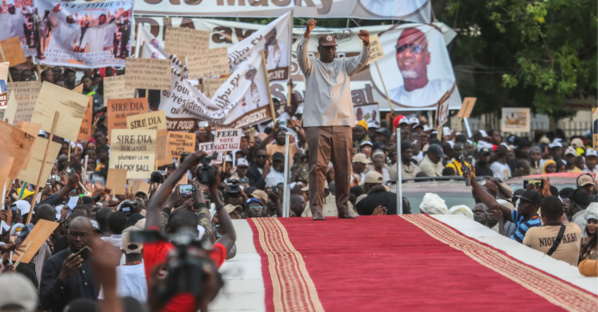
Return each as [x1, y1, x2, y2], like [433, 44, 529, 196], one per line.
[523, 179, 543, 190]
[178, 184, 196, 197]
[73, 246, 92, 260]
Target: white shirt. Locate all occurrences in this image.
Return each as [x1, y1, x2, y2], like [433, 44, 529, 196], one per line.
[264, 41, 288, 70]
[101, 234, 122, 249]
[297, 37, 370, 127]
[242, 78, 269, 113]
[389, 79, 454, 108]
[490, 161, 511, 180]
[81, 22, 116, 52]
[47, 13, 81, 50]
[99, 263, 147, 302]
[265, 168, 285, 188]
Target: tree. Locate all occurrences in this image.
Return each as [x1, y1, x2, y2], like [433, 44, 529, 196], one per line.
[437, 0, 597, 116]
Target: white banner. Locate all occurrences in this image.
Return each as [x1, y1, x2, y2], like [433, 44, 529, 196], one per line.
[133, 0, 431, 23]
[0, 62, 7, 108]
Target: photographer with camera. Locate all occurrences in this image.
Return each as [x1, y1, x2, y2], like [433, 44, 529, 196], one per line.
[144, 150, 236, 312]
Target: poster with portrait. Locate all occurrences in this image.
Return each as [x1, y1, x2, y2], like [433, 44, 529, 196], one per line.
[0, 0, 36, 57]
[354, 103, 380, 129]
[369, 24, 460, 110]
[501, 108, 530, 133]
[34, 0, 134, 68]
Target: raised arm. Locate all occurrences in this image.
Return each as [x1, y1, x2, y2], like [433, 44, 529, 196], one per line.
[467, 171, 513, 223]
[146, 150, 207, 230]
[346, 30, 370, 76]
[297, 18, 316, 75]
[212, 168, 236, 253]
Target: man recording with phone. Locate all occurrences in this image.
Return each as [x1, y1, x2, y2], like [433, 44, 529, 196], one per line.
[144, 150, 236, 312]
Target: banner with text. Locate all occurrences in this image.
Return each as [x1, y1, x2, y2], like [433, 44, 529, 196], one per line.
[33, 0, 134, 68]
[109, 129, 157, 179]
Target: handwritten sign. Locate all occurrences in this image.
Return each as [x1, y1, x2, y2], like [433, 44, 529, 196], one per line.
[213, 129, 242, 151]
[77, 97, 93, 141]
[126, 111, 166, 130]
[31, 82, 88, 141]
[167, 132, 196, 160]
[5, 81, 41, 125]
[103, 75, 135, 107]
[366, 34, 385, 65]
[164, 26, 210, 57]
[155, 129, 170, 167]
[16, 137, 61, 185]
[457, 97, 477, 118]
[197, 142, 222, 164]
[109, 129, 157, 179]
[107, 98, 148, 135]
[125, 58, 171, 90]
[188, 47, 229, 79]
[0, 37, 26, 66]
[204, 78, 228, 98]
[16, 121, 42, 170]
[0, 120, 35, 179]
[106, 169, 127, 195]
[131, 180, 150, 196]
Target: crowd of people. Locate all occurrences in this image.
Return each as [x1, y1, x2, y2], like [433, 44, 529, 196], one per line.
[2, 49, 598, 312]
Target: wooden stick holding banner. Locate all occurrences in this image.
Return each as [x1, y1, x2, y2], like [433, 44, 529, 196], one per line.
[261, 50, 277, 121]
[374, 61, 394, 114]
[13, 241, 32, 269]
[0, 45, 12, 82]
[26, 111, 59, 225]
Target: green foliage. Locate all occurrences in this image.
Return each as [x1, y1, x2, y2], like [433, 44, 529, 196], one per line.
[437, 0, 597, 117]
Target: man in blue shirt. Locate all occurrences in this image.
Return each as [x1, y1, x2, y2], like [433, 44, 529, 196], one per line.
[466, 170, 542, 242]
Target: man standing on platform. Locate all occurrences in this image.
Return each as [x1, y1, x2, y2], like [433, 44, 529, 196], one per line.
[297, 18, 370, 220]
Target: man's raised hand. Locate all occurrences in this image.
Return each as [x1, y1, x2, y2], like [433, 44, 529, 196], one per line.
[304, 18, 317, 38]
[358, 30, 370, 44]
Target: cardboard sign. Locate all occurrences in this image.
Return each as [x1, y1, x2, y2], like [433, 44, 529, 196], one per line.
[11, 220, 58, 263]
[103, 75, 135, 107]
[106, 168, 127, 195]
[164, 26, 210, 57]
[107, 98, 148, 135]
[155, 129, 170, 167]
[109, 129, 157, 179]
[77, 97, 93, 141]
[167, 132, 196, 160]
[73, 83, 84, 94]
[0, 62, 7, 109]
[457, 97, 477, 118]
[131, 180, 150, 196]
[0, 37, 26, 66]
[213, 129, 242, 151]
[31, 82, 88, 141]
[126, 110, 166, 130]
[188, 47, 229, 79]
[197, 142, 222, 164]
[204, 78, 228, 98]
[125, 58, 171, 90]
[16, 121, 42, 170]
[501, 107, 531, 133]
[0, 154, 14, 192]
[17, 137, 61, 185]
[5, 82, 42, 125]
[0, 120, 35, 179]
[366, 34, 385, 65]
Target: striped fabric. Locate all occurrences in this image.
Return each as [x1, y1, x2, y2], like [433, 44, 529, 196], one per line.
[510, 210, 542, 243]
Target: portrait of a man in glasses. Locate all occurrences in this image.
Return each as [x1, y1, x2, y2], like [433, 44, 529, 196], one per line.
[389, 27, 453, 107]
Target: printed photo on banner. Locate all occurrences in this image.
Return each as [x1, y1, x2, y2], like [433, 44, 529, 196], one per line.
[0, 0, 36, 57]
[0, 62, 8, 108]
[354, 103, 379, 129]
[501, 107, 531, 133]
[370, 24, 459, 110]
[35, 0, 133, 68]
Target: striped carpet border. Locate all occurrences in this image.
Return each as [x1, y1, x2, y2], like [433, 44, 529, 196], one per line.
[403, 214, 597, 312]
[252, 218, 324, 312]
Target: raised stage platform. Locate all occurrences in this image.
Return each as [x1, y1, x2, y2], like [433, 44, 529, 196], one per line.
[211, 215, 598, 312]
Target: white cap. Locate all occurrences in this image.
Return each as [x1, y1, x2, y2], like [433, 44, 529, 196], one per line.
[399, 118, 409, 125]
[225, 154, 232, 162]
[564, 146, 576, 156]
[479, 130, 488, 137]
[586, 148, 598, 157]
[296, 105, 304, 115]
[14, 200, 32, 216]
[237, 158, 249, 167]
[409, 117, 419, 125]
[423, 125, 432, 132]
[549, 141, 563, 149]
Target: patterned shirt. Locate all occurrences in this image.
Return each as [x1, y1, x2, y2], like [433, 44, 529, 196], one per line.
[510, 210, 542, 243]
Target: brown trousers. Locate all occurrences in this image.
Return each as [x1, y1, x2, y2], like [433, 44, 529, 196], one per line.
[305, 126, 352, 215]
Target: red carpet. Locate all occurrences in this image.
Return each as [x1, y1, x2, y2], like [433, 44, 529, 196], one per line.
[248, 215, 597, 312]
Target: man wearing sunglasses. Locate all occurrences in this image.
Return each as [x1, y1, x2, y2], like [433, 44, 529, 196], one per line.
[297, 18, 370, 220]
[390, 27, 453, 107]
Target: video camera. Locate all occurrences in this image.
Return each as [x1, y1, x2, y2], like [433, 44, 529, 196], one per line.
[196, 152, 219, 185]
[130, 228, 222, 305]
[151, 170, 168, 184]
